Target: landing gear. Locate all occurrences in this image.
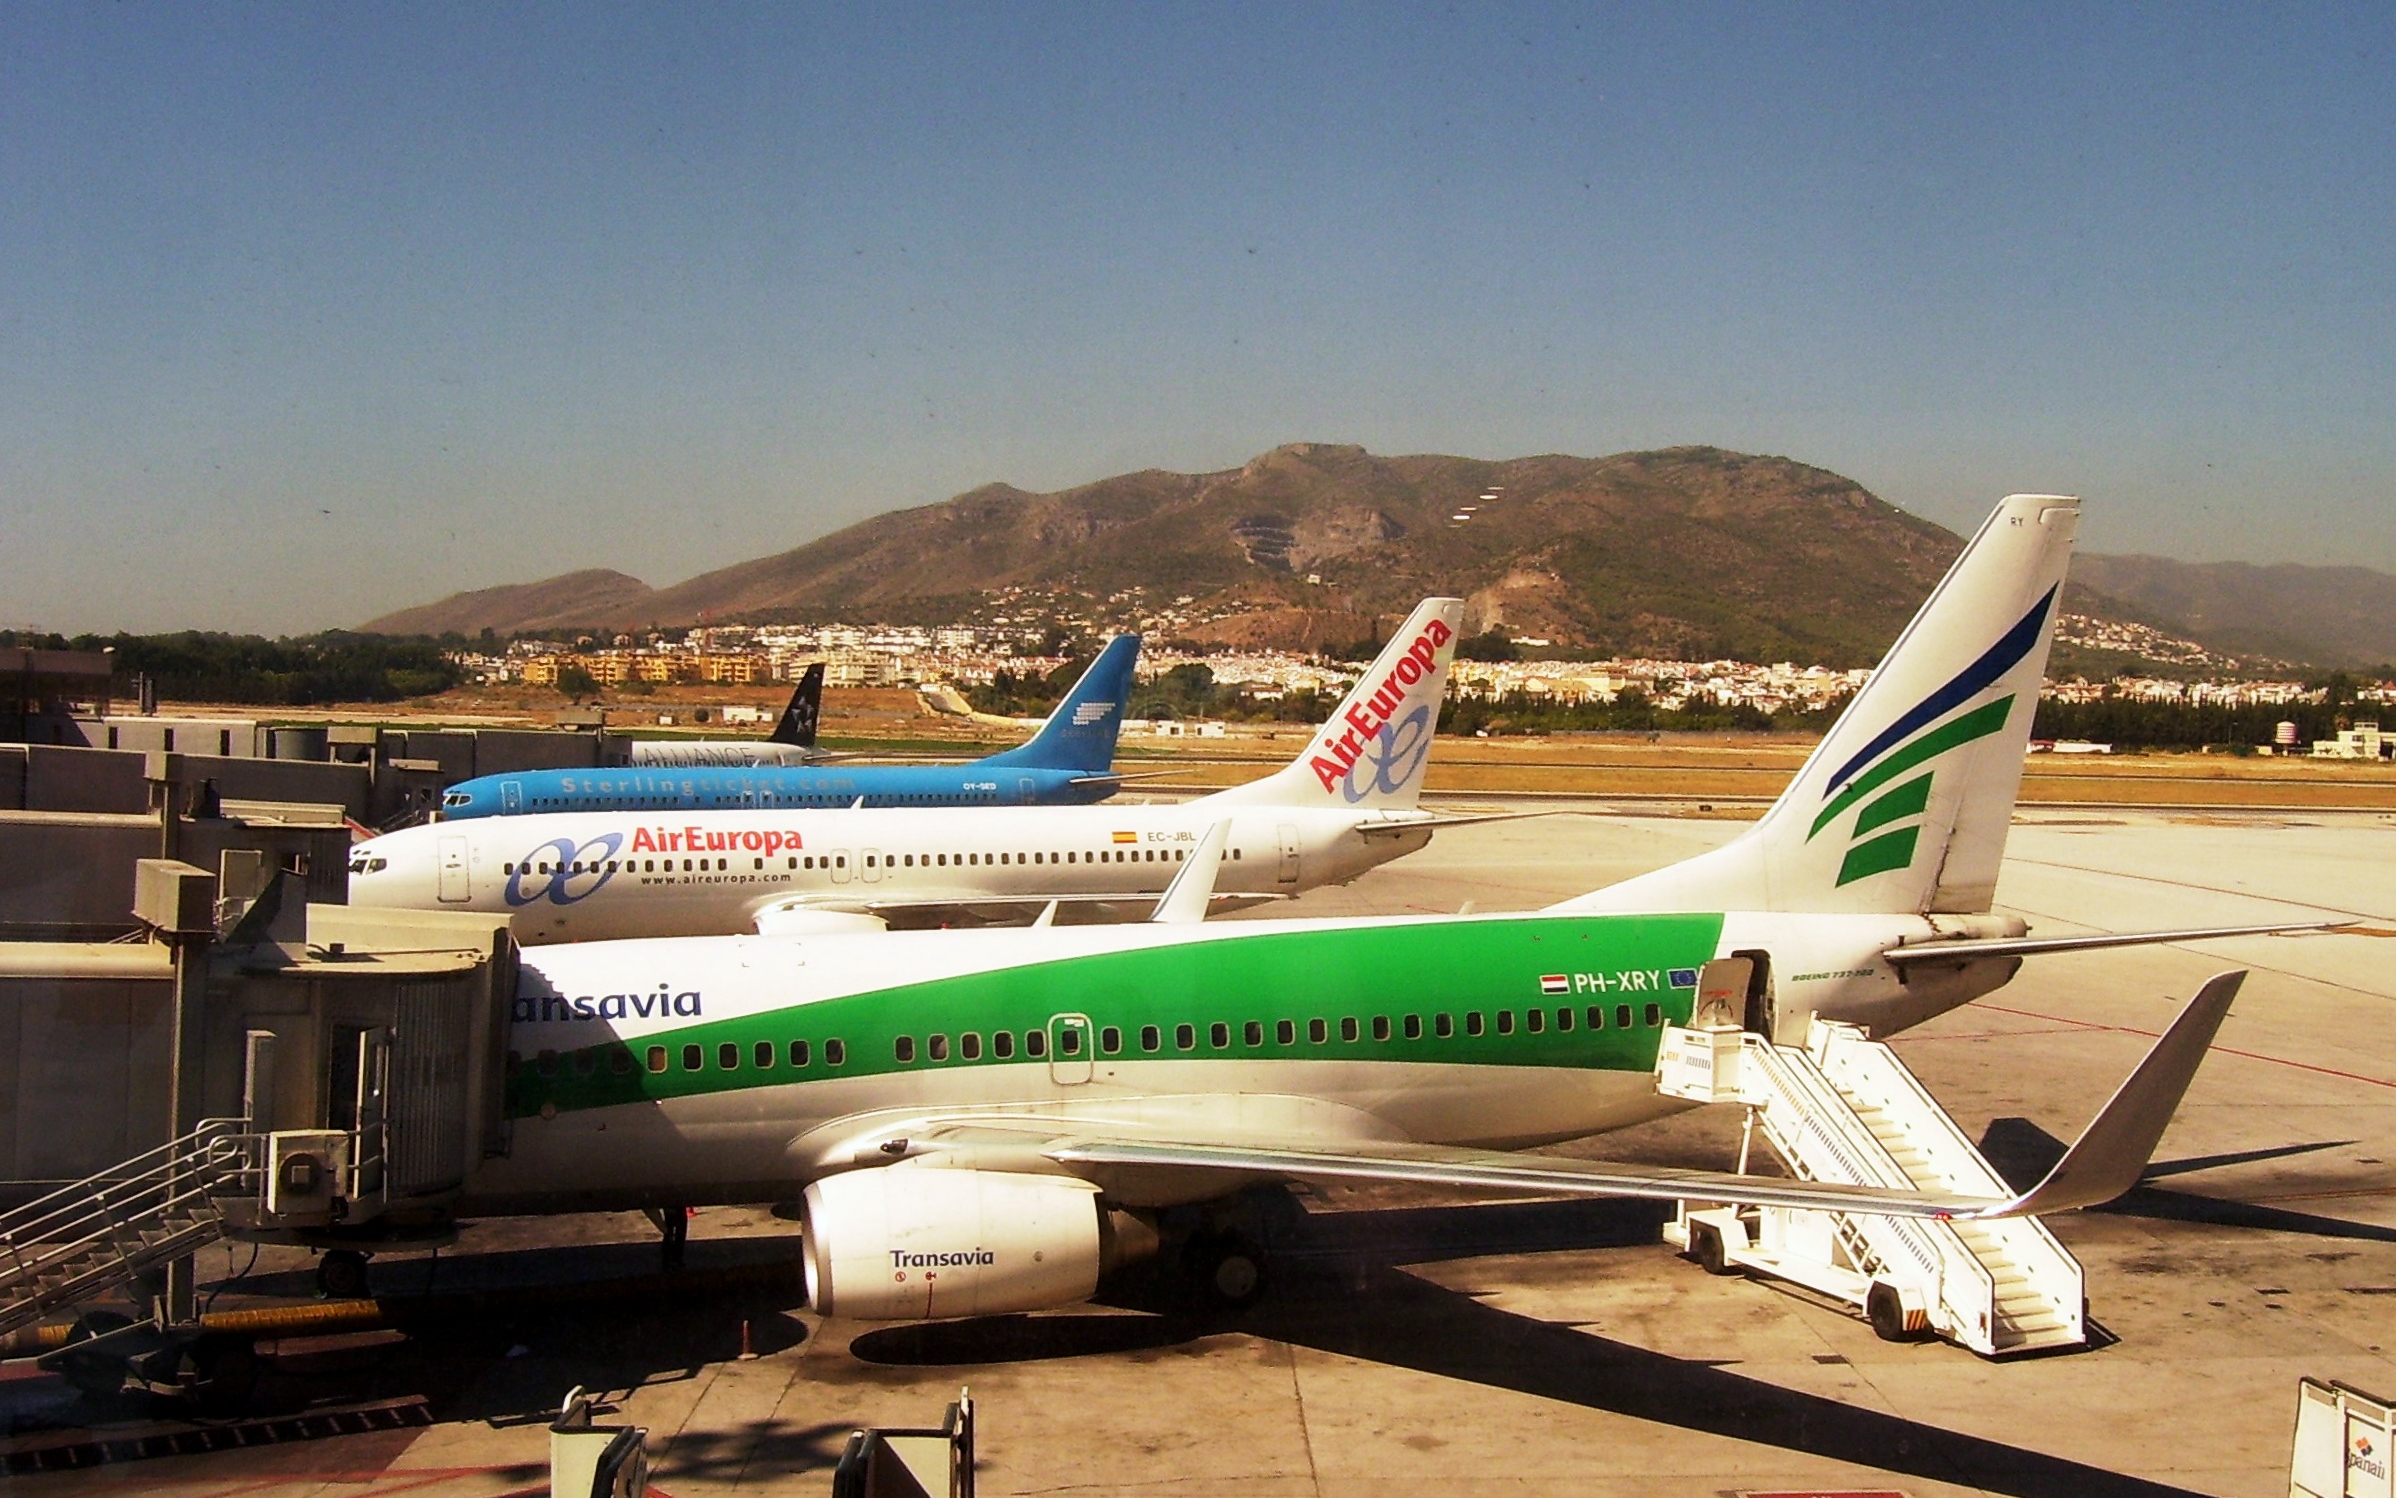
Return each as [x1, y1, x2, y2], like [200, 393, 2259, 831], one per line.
[316, 1248, 372, 1300]
[1182, 1231, 1267, 1308]
[644, 1206, 690, 1271]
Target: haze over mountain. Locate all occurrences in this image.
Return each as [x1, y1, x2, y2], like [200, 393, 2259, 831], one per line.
[363, 445, 2392, 668]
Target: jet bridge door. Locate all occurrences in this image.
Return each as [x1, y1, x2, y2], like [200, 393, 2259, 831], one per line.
[437, 835, 471, 902]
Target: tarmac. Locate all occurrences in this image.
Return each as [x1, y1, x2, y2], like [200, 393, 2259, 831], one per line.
[3, 804, 2393, 1497]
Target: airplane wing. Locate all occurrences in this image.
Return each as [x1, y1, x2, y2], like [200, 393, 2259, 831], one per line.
[838, 972, 2245, 1223]
[1882, 920, 2352, 965]
[1353, 808, 1562, 839]
[749, 889, 1281, 934]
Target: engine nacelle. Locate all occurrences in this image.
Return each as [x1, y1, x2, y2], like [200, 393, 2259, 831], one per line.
[803, 1168, 1104, 1321]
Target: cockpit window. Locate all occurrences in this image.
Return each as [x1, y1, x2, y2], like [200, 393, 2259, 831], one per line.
[442, 792, 470, 806]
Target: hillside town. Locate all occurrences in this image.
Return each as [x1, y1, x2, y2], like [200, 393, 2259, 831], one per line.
[448, 608, 2392, 727]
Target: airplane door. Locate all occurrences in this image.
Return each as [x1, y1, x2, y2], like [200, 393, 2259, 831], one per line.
[499, 780, 523, 814]
[1018, 777, 1037, 804]
[1047, 1013, 1093, 1085]
[1733, 949, 1778, 1041]
[828, 850, 852, 885]
[1276, 824, 1301, 886]
[436, 835, 470, 903]
[860, 848, 884, 884]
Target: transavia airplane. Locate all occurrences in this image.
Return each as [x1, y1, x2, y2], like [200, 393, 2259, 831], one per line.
[450, 494, 2336, 1325]
[350, 601, 1482, 942]
[431, 634, 1142, 819]
[624, 662, 826, 768]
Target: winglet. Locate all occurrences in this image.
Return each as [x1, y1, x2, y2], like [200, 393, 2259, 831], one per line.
[1973, 969, 2244, 1218]
[1149, 821, 1231, 924]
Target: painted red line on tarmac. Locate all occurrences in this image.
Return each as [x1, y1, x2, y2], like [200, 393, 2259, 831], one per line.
[1979, 1002, 2396, 1091]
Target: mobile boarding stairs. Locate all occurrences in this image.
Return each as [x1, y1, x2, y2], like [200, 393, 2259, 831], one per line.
[1654, 1003, 2086, 1358]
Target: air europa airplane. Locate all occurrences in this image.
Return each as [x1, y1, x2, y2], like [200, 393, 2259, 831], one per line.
[349, 600, 1483, 941]
[448, 494, 2332, 1325]
[431, 634, 1142, 819]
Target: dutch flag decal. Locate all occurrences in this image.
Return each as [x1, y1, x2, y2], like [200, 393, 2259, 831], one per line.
[1539, 974, 1570, 996]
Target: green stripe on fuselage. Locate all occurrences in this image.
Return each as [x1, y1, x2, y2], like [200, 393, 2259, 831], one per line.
[508, 913, 1726, 1118]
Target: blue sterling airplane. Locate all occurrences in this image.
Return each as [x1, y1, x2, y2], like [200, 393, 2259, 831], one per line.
[435, 634, 1143, 818]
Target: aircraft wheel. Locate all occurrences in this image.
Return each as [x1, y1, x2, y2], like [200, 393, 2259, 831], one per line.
[1184, 1232, 1268, 1308]
[1689, 1222, 1738, 1277]
[316, 1248, 371, 1300]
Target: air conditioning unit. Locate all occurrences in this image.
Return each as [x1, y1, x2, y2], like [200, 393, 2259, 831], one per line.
[265, 1130, 352, 1221]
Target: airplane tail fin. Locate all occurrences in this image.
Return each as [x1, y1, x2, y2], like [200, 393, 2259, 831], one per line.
[980, 634, 1142, 773]
[1212, 599, 1465, 810]
[769, 663, 824, 747]
[1560, 494, 2078, 916]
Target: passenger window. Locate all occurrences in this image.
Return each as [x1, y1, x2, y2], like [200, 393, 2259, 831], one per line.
[1465, 1011, 1484, 1037]
[1434, 1013, 1454, 1038]
[1244, 1020, 1263, 1046]
[1210, 1022, 1230, 1048]
[825, 1038, 846, 1066]
[1276, 1019, 1295, 1045]
[929, 1034, 949, 1061]
[646, 1045, 667, 1073]
[993, 1030, 1014, 1059]
[788, 1040, 810, 1068]
[1587, 1006, 1605, 1030]
[1496, 1010, 1514, 1035]
[1527, 1008, 1545, 1034]
[1556, 1007, 1573, 1031]
[894, 1036, 916, 1063]
[1175, 1023, 1196, 1050]
[1098, 1026, 1119, 1054]
[608, 1046, 634, 1076]
[681, 1043, 702, 1072]
[1644, 1003, 1663, 1027]
[718, 1042, 740, 1070]
[1339, 1016, 1359, 1042]
[1308, 1018, 1327, 1044]
[754, 1041, 774, 1069]
[962, 1032, 982, 1060]
[1371, 1015, 1390, 1041]
[1616, 1004, 1634, 1029]
[1059, 1029, 1081, 1056]
[1140, 1025, 1160, 1052]
[1025, 1029, 1047, 1058]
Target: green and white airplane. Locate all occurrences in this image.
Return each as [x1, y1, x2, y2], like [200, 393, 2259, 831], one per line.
[475, 493, 2317, 1321]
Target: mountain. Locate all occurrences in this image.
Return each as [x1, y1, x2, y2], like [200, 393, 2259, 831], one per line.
[359, 569, 655, 637]
[2072, 555, 2396, 668]
[357, 444, 2390, 667]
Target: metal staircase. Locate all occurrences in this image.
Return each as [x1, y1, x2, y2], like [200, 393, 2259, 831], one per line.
[1658, 1018, 2085, 1357]
[0, 1120, 257, 1340]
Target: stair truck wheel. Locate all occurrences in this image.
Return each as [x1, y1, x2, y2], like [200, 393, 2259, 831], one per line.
[316, 1248, 371, 1300]
[186, 1335, 261, 1417]
[55, 1311, 136, 1399]
[1866, 1280, 1926, 1342]
[1690, 1221, 1737, 1277]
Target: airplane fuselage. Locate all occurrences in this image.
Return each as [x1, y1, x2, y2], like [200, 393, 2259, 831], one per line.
[466, 906, 1980, 1216]
[351, 802, 1435, 942]
[436, 761, 1115, 820]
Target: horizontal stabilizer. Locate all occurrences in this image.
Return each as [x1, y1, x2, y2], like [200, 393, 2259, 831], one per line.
[1355, 808, 1560, 839]
[1883, 922, 2351, 965]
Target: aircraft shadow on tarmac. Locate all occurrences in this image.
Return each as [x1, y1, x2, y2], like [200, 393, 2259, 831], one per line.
[852, 1192, 2205, 1498]
[1979, 1118, 2396, 1245]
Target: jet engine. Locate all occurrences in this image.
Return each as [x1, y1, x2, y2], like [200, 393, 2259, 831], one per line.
[803, 1167, 1123, 1320]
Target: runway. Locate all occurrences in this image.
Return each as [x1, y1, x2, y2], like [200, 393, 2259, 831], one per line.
[4, 807, 2391, 1496]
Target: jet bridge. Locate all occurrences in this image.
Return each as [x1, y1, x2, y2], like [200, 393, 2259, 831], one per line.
[1655, 977, 2086, 1358]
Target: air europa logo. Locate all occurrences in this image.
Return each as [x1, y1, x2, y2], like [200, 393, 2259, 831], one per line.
[507, 834, 624, 907]
[1806, 587, 2055, 887]
[630, 825, 805, 856]
[1308, 619, 1453, 797]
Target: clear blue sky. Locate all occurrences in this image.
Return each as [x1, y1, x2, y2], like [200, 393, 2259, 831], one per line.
[6, 4, 2391, 633]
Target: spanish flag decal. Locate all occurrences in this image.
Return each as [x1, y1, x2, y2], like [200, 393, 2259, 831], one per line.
[1111, 830, 1138, 844]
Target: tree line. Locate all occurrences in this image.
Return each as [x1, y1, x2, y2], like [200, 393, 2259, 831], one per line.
[3, 629, 465, 706]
